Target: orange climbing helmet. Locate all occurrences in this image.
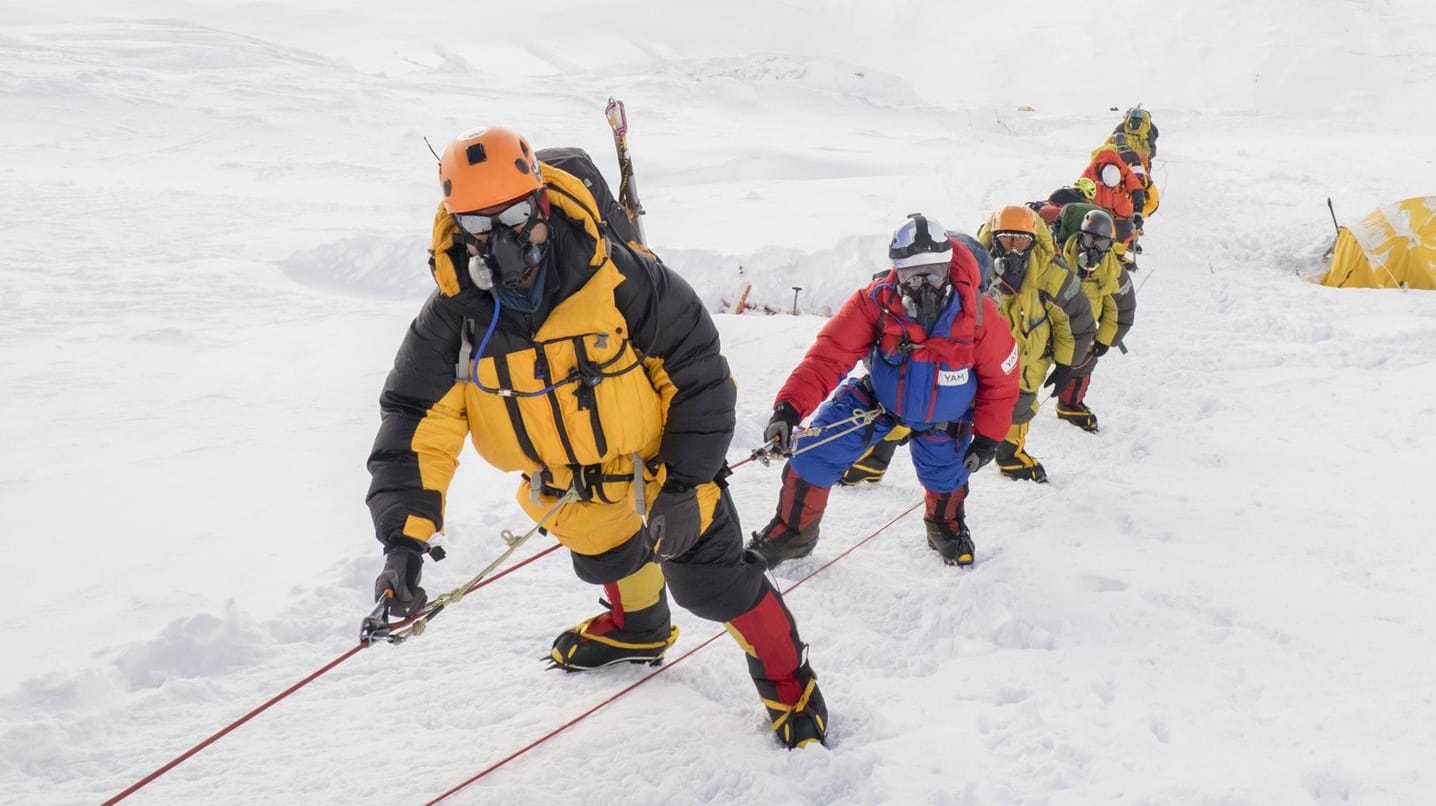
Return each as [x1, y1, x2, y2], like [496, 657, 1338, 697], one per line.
[438, 125, 544, 214]
[990, 204, 1040, 237]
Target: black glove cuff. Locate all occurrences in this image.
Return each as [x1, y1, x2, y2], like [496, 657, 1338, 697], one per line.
[773, 400, 801, 426]
[661, 479, 696, 494]
[383, 537, 429, 556]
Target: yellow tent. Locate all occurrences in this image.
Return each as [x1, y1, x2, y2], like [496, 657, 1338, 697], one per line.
[1320, 196, 1436, 290]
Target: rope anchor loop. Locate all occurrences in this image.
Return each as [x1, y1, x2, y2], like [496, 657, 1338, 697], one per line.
[748, 407, 882, 467]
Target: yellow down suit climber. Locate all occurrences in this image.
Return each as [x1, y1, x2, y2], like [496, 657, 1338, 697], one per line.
[365, 126, 825, 748]
[1053, 207, 1137, 432]
[978, 206, 1095, 482]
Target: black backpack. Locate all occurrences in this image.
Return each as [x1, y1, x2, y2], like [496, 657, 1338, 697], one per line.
[536, 146, 644, 248]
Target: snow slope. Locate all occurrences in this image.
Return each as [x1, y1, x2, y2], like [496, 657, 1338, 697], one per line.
[2, 2, 1435, 804]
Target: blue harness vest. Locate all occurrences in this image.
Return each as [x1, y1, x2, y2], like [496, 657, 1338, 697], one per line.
[866, 284, 979, 428]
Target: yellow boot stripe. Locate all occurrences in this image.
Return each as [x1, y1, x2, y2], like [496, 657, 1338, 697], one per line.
[576, 621, 680, 651]
[614, 562, 665, 614]
[998, 454, 1039, 470]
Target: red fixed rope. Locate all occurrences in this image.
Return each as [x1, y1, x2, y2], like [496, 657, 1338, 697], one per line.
[101, 643, 365, 806]
[101, 541, 565, 804]
[103, 490, 919, 803]
[426, 499, 924, 803]
[424, 631, 728, 805]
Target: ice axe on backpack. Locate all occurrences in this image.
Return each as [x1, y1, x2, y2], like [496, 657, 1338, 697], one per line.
[605, 97, 646, 245]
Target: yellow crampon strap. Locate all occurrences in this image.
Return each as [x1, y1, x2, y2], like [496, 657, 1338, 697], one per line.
[762, 676, 824, 748]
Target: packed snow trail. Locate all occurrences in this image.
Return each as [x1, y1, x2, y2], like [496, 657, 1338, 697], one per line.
[3, 1, 1436, 804]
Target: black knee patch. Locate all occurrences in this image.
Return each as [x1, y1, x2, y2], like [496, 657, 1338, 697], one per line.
[570, 529, 650, 585]
[663, 491, 767, 622]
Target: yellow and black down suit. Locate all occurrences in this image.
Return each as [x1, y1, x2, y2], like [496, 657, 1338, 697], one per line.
[1055, 234, 1136, 420]
[365, 158, 821, 739]
[1060, 235, 1136, 354]
[977, 222, 1096, 478]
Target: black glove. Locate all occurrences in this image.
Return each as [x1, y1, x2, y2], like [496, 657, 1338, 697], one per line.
[764, 402, 801, 454]
[1132, 213, 1144, 231]
[962, 435, 1000, 474]
[1092, 342, 1111, 358]
[374, 547, 427, 617]
[1043, 363, 1075, 393]
[647, 480, 702, 561]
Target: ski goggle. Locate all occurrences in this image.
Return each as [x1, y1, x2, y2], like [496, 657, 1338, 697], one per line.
[1079, 232, 1113, 251]
[895, 265, 947, 289]
[454, 198, 534, 237]
[993, 232, 1034, 254]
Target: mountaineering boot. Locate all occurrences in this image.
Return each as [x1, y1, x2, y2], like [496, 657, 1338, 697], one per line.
[758, 662, 828, 749]
[1055, 401, 1100, 432]
[550, 613, 678, 671]
[746, 465, 831, 569]
[748, 519, 820, 568]
[996, 421, 1048, 483]
[924, 486, 974, 565]
[549, 614, 677, 670]
[925, 519, 974, 565]
[838, 433, 900, 486]
[997, 443, 1048, 482]
[1056, 375, 1099, 432]
[550, 568, 678, 671]
[726, 580, 828, 749]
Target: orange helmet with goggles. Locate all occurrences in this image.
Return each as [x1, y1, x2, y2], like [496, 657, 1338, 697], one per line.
[989, 205, 1042, 291]
[989, 205, 1041, 254]
[439, 126, 544, 214]
[990, 204, 1040, 237]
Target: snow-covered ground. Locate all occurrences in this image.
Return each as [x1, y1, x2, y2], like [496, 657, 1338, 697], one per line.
[3, 2, 1435, 804]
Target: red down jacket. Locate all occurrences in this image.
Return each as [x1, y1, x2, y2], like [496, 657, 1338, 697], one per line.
[775, 239, 1020, 442]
